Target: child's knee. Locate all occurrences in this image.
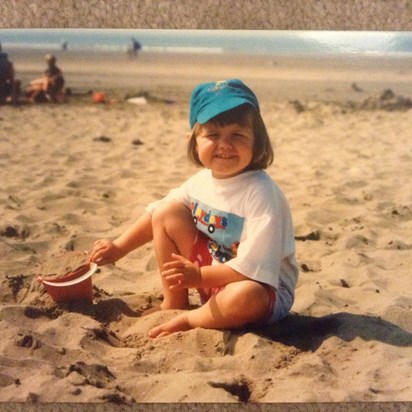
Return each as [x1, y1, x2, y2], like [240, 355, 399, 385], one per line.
[222, 281, 271, 320]
[151, 203, 170, 228]
[152, 201, 195, 234]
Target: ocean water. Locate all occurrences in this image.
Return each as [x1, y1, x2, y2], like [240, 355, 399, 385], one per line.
[1, 29, 411, 56]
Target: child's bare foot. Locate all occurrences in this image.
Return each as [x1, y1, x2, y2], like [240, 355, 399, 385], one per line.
[148, 313, 192, 338]
[141, 301, 191, 317]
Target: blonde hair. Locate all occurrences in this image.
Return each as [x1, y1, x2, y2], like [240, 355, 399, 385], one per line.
[187, 104, 274, 170]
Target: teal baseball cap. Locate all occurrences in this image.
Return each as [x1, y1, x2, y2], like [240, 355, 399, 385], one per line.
[189, 79, 259, 128]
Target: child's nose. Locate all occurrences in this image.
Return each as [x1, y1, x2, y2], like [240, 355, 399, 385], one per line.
[218, 135, 233, 148]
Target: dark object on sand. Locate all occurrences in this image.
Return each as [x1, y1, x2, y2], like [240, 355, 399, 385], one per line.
[351, 82, 363, 92]
[94, 135, 112, 143]
[289, 100, 305, 113]
[295, 230, 321, 242]
[359, 88, 412, 111]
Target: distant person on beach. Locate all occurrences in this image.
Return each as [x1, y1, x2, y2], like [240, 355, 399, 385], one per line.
[128, 37, 141, 59]
[0, 42, 20, 105]
[90, 79, 299, 338]
[25, 53, 65, 103]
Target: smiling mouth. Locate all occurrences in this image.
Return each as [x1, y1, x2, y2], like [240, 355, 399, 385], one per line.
[215, 154, 236, 159]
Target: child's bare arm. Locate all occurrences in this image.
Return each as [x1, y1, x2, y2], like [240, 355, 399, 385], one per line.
[162, 253, 247, 290]
[90, 212, 153, 265]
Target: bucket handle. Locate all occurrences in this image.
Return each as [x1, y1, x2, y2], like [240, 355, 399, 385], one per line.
[37, 263, 98, 287]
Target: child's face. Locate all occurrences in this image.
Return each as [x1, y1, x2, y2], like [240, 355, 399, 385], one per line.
[195, 119, 254, 179]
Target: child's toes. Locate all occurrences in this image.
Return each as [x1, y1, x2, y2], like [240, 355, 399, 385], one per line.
[148, 326, 170, 339]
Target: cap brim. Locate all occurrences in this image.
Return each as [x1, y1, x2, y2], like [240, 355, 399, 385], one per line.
[196, 98, 254, 126]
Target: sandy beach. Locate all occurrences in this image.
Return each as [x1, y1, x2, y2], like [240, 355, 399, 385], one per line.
[1, 49, 412, 404]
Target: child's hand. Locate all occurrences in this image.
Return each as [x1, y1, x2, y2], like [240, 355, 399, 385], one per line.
[89, 239, 123, 266]
[162, 253, 201, 289]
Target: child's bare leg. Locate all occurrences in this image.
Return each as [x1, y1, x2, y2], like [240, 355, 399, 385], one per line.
[150, 201, 197, 310]
[148, 280, 271, 338]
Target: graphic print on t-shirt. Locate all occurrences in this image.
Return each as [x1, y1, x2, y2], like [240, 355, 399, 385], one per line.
[190, 199, 244, 263]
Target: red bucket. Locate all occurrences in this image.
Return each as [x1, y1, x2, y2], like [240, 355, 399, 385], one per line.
[37, 262, 97, 303]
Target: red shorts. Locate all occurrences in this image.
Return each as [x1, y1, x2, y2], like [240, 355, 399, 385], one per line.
[190, 231, 276, 325]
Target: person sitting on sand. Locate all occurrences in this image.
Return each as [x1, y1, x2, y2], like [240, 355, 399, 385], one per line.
[0, 43, 20, 105]
[90, 79, 299, 338]
[26, 53, 65, 103]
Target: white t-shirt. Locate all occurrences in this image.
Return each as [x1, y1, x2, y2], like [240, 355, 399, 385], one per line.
[146, 169, 299, 297]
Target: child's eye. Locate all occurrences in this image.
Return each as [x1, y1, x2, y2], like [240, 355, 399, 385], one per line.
[233, 132, 248, 140]
[205, 132, 219, 138]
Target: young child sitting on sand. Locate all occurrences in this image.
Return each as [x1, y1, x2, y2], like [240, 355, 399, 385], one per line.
[90, 79, 299, 338]
[25, 54, 65, 103]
